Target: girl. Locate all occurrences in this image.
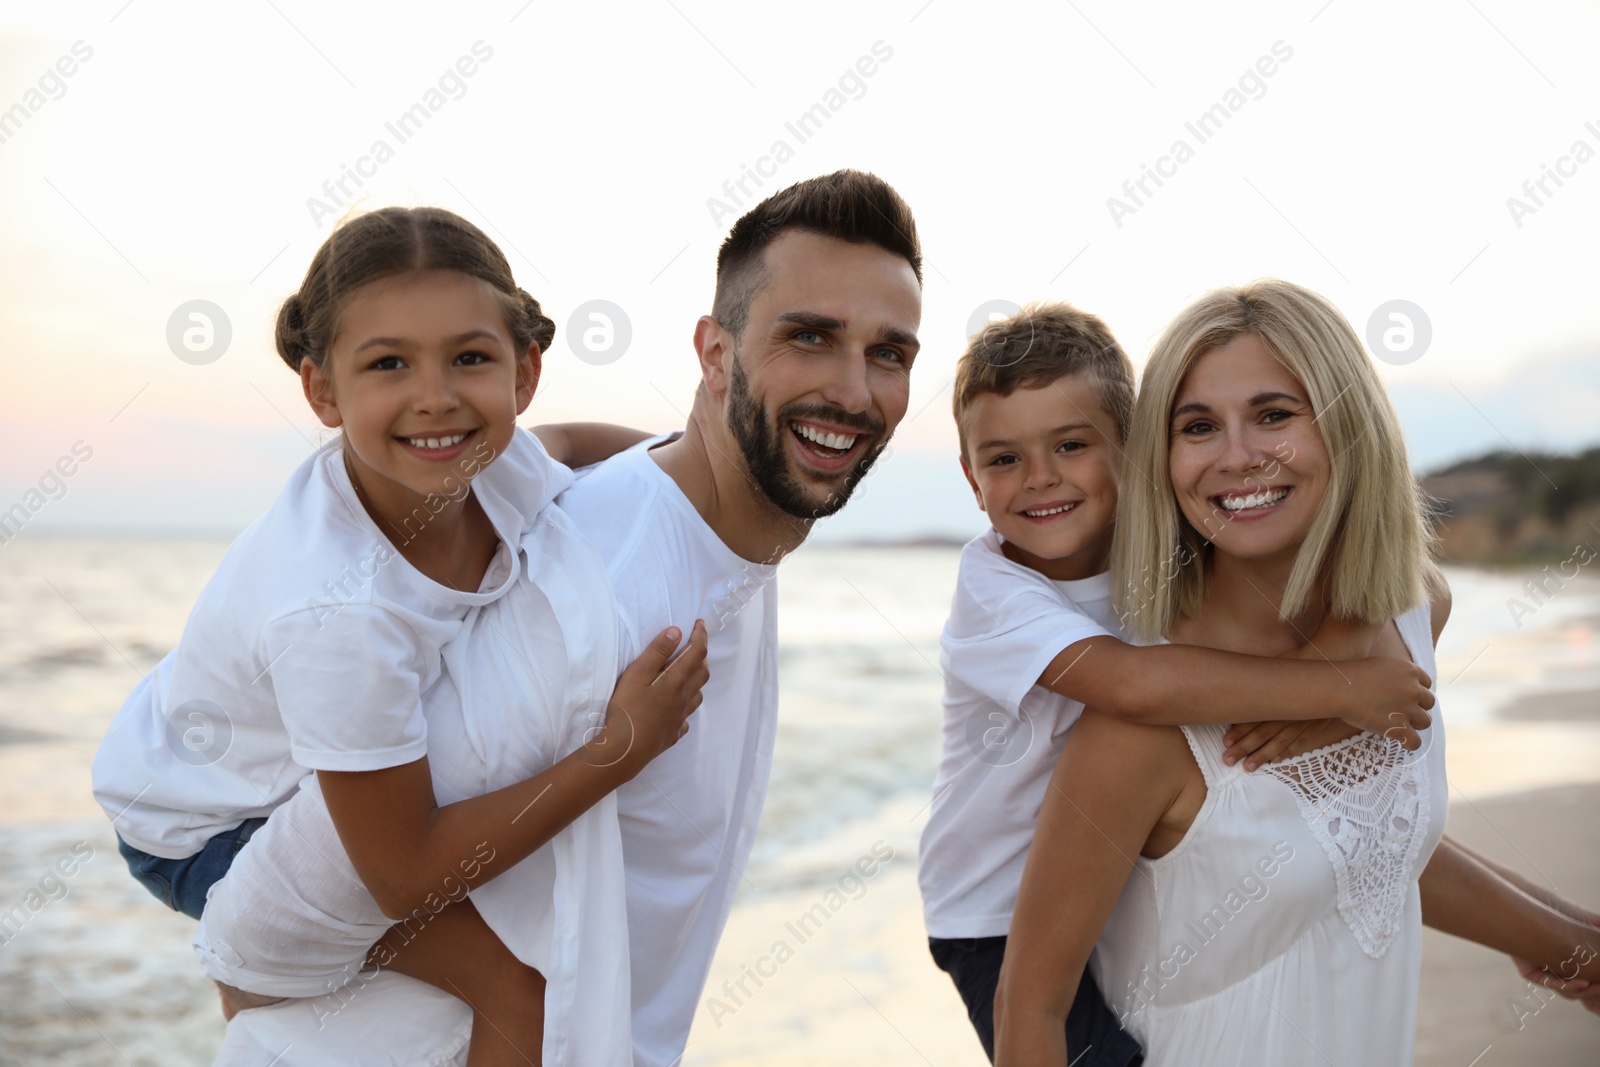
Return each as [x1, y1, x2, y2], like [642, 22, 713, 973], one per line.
[92, 206, 708, 1065]
[995, 280, 1600, 1064]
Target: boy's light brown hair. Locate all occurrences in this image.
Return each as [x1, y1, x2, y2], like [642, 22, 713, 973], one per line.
[952, 301, 1135, 461]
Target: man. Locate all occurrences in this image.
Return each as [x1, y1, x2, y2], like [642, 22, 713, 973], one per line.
[213, 169, 924, 1065]
[560, 168, 923, 1066]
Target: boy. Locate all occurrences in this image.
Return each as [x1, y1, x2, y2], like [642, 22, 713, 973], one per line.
[917, 303, 1436, 1066]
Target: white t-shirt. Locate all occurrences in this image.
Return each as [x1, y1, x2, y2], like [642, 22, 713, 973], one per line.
[200, 502, 632, 1067]
[558, 437, 779, 1067]
[917, 528, 1117, 940]
[91, 429, 573, 858]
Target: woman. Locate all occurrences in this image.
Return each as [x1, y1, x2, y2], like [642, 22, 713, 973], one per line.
[994, 280, 1600, 1064]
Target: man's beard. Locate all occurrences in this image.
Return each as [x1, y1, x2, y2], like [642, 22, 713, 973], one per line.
[725, 354, 887, 521]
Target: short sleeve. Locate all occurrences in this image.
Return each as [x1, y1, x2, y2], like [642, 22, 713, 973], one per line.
[941, 547, 1111, 716]
[262, 605, 431, 772]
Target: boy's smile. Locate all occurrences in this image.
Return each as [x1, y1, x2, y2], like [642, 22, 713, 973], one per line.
[962, 376, 1122, 582]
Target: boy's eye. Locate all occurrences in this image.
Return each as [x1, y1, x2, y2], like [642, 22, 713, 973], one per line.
[990, 453, 1019, 467]
[1057, 440, 1086, 454]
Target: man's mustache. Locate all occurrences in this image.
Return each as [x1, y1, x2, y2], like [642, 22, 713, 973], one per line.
[776, 403, 884, 437]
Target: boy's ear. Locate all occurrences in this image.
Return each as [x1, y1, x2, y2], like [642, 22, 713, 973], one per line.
[301, 359, 343, 429]
[960, 457, 986, 512]
[514, 343, 542, 415]
[692, 315, 733, 398]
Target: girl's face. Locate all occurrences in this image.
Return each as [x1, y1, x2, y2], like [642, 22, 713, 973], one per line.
[302, 269, 537, 511]
[1167, 333, 1330, 566]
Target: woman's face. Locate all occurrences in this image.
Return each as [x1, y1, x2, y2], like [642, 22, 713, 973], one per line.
[1167, 333, 1330, 565]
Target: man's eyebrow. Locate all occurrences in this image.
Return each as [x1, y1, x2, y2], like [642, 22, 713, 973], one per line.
[876, 324, 920, 350]
[775, 311, 845, 332]
[352, 330, 500, 354]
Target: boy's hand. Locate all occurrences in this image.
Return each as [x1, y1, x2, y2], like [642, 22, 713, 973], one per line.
[1222, 719, 1323, 770]
[589, 621, 709, 778]
[1343, 656, 1435, 750]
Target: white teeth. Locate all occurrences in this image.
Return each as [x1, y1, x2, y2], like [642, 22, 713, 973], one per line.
[794, 423, 858, 451]
[408, 433, 466, 450]
[1218, 487, 1288, 512]
[1024, 503, 1076, 518]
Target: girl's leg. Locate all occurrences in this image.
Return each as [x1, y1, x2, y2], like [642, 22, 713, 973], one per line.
[364, 899, 545, 1067]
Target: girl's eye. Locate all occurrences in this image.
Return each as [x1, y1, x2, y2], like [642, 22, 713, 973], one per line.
[1057, 440, 1085, 454]
[456, 350, 491, 366]
[370, 355, 404, 371]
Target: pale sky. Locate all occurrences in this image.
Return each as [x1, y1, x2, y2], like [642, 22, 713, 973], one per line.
[2, 0, 1597, 543]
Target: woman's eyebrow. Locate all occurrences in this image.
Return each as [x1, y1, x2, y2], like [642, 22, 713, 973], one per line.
[1170, 400, 1211, 420]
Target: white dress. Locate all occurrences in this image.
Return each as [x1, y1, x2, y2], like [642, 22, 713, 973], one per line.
[1090, 603, 1447, 1066]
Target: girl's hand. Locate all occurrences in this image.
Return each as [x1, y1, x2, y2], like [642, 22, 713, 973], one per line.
[1222, 718, 1320, 769]
[588, 621, 709, 778]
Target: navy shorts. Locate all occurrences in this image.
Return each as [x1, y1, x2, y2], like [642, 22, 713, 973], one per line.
[116, 818, 268, 921]
[929, 935, 1142, 1066]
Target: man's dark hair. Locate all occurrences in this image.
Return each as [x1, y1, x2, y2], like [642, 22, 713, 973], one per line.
[712, 169, 922, 339]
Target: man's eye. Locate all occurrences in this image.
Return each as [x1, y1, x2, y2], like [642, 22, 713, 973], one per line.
[794, 329, 825, 345]
[872, 346, 904, 364]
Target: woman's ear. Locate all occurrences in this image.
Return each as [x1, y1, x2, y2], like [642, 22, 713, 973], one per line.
[514, 342, 542, 415]
[301, 359, 343, 429]
[692, 316, 733, 398]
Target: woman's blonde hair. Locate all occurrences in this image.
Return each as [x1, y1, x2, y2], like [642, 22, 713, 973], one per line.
[1112, 279, 1433, 642]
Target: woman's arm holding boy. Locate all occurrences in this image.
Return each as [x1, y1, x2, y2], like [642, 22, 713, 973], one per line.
[994, 710, 1198, 1065]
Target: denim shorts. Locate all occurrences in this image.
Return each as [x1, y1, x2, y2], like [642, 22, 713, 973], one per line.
[929, 935, 1143, 1066]
[116, 817, 268, 921]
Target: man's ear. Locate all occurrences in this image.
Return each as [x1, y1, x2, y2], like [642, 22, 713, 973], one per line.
[960, 456, 986, 513]
[301, 359, 343, 429]
[514, 342, 542, 416]
[692, 316, 734, 398]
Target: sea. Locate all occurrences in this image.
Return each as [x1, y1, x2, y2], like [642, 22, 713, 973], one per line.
[1, 537, 1597, 1065]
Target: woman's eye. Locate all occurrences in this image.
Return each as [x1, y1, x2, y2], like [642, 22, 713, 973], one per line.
[1177, 419, 1214, 436]
[1262, 409, 1291, 424]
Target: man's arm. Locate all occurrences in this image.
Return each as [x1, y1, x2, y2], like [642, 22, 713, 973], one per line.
[531, 422, 653, 468]
[1035, 634, 1434, 750]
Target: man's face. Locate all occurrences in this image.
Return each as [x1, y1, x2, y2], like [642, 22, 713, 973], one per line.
[722, 230, 922, 520]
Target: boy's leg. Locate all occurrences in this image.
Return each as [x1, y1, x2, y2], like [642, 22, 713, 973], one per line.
[928, 936, 1006, 1061]
[366, 898, 545, 1067]
[927, 936, 1143, 1066]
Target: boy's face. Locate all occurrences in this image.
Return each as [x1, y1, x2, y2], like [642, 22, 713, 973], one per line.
[961, 376, 1122, 581]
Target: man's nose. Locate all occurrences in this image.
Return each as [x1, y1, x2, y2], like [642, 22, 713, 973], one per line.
[818, 352, 872, 414]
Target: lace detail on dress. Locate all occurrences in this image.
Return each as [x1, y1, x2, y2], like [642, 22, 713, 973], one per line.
[1261, 732, 1431, 958]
